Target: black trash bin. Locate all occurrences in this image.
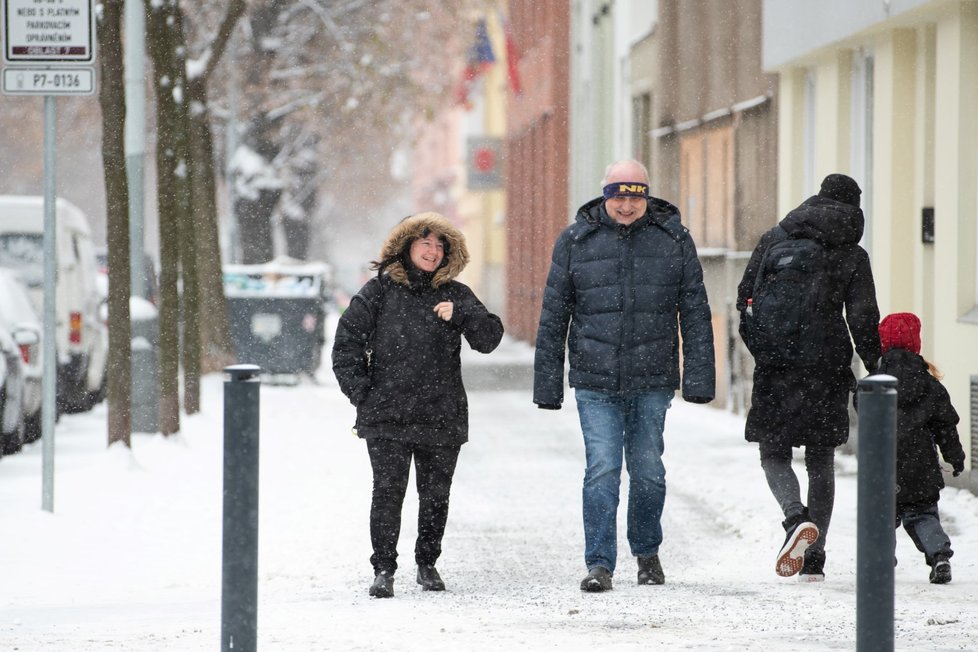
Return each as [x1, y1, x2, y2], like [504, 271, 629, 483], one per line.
[224, 258, 332, 376]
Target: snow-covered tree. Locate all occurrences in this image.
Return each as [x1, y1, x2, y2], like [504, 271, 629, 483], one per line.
[212, 0, 490, 263]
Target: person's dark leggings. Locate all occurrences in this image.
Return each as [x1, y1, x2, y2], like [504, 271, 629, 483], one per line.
[366, 438, 461, 575]
[759, 441, 835, 556]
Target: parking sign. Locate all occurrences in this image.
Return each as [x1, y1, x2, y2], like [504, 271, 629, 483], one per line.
[2, 0, 95, 64]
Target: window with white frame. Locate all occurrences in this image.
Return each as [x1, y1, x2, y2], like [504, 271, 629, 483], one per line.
[803, 69, 817, 198]
[851, 50, 875, 250]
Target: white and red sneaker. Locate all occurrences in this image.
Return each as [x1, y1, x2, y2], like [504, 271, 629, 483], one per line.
[775, 521, 819, 577]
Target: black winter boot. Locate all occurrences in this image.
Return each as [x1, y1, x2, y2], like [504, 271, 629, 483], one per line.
[929, 556, 951, 584]
[369, 571, 394, 598]
[417, 565, 446, 591]
[580, 566, 613, 592]
[637, 555, 665, 585]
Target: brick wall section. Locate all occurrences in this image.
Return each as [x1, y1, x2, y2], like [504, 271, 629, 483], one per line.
[505, 0, 571, 343]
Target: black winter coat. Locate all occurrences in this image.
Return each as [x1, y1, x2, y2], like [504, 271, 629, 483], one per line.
[737, 195, 881, 447]
[534, 196, 715, 407]
[332, 215, 503, 448]
[875, 349, 965, 505]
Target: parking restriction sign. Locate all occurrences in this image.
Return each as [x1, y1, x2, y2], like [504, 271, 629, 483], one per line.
[2, 0, 95, 64]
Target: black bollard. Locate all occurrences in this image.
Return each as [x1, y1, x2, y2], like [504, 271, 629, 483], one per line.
[222, 364, 262, 652]
[856, 374, 898, 652]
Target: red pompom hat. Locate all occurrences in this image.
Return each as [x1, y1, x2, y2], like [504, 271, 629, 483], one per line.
[878, 312, 921, 355]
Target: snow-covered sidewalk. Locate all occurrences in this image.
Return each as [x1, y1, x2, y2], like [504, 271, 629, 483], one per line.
[1, 369, 976, 651]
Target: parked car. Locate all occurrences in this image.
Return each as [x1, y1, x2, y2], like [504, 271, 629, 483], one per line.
[0, 268, 44, 442]
[0, 196, 107, 413]
[0, 318, 36, 455]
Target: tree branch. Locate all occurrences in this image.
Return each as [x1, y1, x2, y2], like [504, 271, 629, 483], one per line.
[202, 0, 247, 82]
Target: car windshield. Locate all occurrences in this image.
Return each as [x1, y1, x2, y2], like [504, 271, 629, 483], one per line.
[0, 273, 39, 323]
[0, 233, 43, 286]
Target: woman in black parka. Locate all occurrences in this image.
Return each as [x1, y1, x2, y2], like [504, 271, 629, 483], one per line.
[332, 212, 503, 599]
[736, 174, 881, 581]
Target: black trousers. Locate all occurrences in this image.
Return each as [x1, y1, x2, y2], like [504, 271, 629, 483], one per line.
[366, 438, 461, 575]
[896, 502, 953, 566]
[759, 441, 835, 557]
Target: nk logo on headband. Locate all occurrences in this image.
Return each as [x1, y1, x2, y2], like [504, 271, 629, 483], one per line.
[603, 182, 649, 199]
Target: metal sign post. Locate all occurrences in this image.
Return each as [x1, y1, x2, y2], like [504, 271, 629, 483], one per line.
[2, 0, 96, 512]
[41, 94, 56, 512]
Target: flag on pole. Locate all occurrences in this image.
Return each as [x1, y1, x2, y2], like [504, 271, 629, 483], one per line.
[455, 18, 496, 109]
[499, 10, 523, 97]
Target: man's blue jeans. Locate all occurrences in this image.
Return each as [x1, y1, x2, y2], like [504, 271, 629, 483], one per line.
[575, 388, 673, 574]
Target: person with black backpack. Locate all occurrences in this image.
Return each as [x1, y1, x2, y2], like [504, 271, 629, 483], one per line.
[736, 173, 882, 581]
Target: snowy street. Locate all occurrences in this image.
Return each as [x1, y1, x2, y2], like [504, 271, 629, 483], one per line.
[1, 347, 977, 651]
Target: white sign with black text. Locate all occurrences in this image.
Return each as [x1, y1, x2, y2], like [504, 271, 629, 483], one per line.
[2, 0, 95, 64]
[2, 65, 93, 94]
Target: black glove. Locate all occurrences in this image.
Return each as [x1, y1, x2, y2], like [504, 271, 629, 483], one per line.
[953, 462, 965, 477]
[536, 403, 561, 410]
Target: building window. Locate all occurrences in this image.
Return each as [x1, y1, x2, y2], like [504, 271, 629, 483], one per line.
[851, 50, 875, 248]
[803, 69, 817, 198]
[680, 124, 734, 250]
[632, 92, 651, 169]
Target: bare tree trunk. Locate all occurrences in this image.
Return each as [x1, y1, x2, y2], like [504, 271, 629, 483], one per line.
[168, 8, 201, 415]
[188, 78, 234, 374]
[145, 0, 183, 434]
[236, 189, 279, 264]
[97, 0, 132, 447]
[282, 217, 310, 260]
[188, 0, 244, 376]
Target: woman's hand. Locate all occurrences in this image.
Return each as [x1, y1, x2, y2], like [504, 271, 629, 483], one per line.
[434, 301, 453, 321]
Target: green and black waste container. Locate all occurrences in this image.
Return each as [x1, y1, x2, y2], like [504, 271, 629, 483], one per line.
[224, 257, 333, 376]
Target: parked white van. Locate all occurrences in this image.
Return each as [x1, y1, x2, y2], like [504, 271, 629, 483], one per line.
[0, 196, 108, 413]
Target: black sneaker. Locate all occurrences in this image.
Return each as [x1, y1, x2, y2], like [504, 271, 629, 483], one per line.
[776, 512, 819, 577]
[798, 550, 825, 583]
[929, 559, 951, 584]
[637, 555, 665, 585]
[369, 571, 394, 598]
[580, 566, 613, 592]
[417, 565, 446, 591]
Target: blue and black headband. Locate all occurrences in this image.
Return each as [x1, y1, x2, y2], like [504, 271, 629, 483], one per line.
[602, 182, 649, 200]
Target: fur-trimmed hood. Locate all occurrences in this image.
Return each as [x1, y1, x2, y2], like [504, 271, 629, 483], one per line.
[378, 212, 469, 288]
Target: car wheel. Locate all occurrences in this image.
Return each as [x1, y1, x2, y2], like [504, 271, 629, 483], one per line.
[5, 417, 25, 455]
[0, 389, 22, 455]
[24, 410, 41, 443]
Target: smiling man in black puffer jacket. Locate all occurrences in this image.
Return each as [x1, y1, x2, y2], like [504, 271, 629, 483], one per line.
[533, 159, 715, 593]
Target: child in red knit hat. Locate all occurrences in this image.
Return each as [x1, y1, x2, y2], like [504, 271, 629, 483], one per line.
[874, 312, 966, 584]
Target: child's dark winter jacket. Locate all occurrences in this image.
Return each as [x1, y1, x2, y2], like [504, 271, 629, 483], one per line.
[877, 348, 965, 505]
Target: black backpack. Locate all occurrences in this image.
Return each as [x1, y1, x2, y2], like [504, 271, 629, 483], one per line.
[743, 228, 827, 367]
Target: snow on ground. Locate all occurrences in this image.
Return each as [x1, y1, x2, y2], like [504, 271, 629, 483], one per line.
[1, 347, 977, 651]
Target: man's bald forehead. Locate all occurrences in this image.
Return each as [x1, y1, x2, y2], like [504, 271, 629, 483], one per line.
[604, 160, 649, 185]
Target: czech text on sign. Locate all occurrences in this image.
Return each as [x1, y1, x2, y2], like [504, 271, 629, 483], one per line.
[3, 0, 95, 63]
